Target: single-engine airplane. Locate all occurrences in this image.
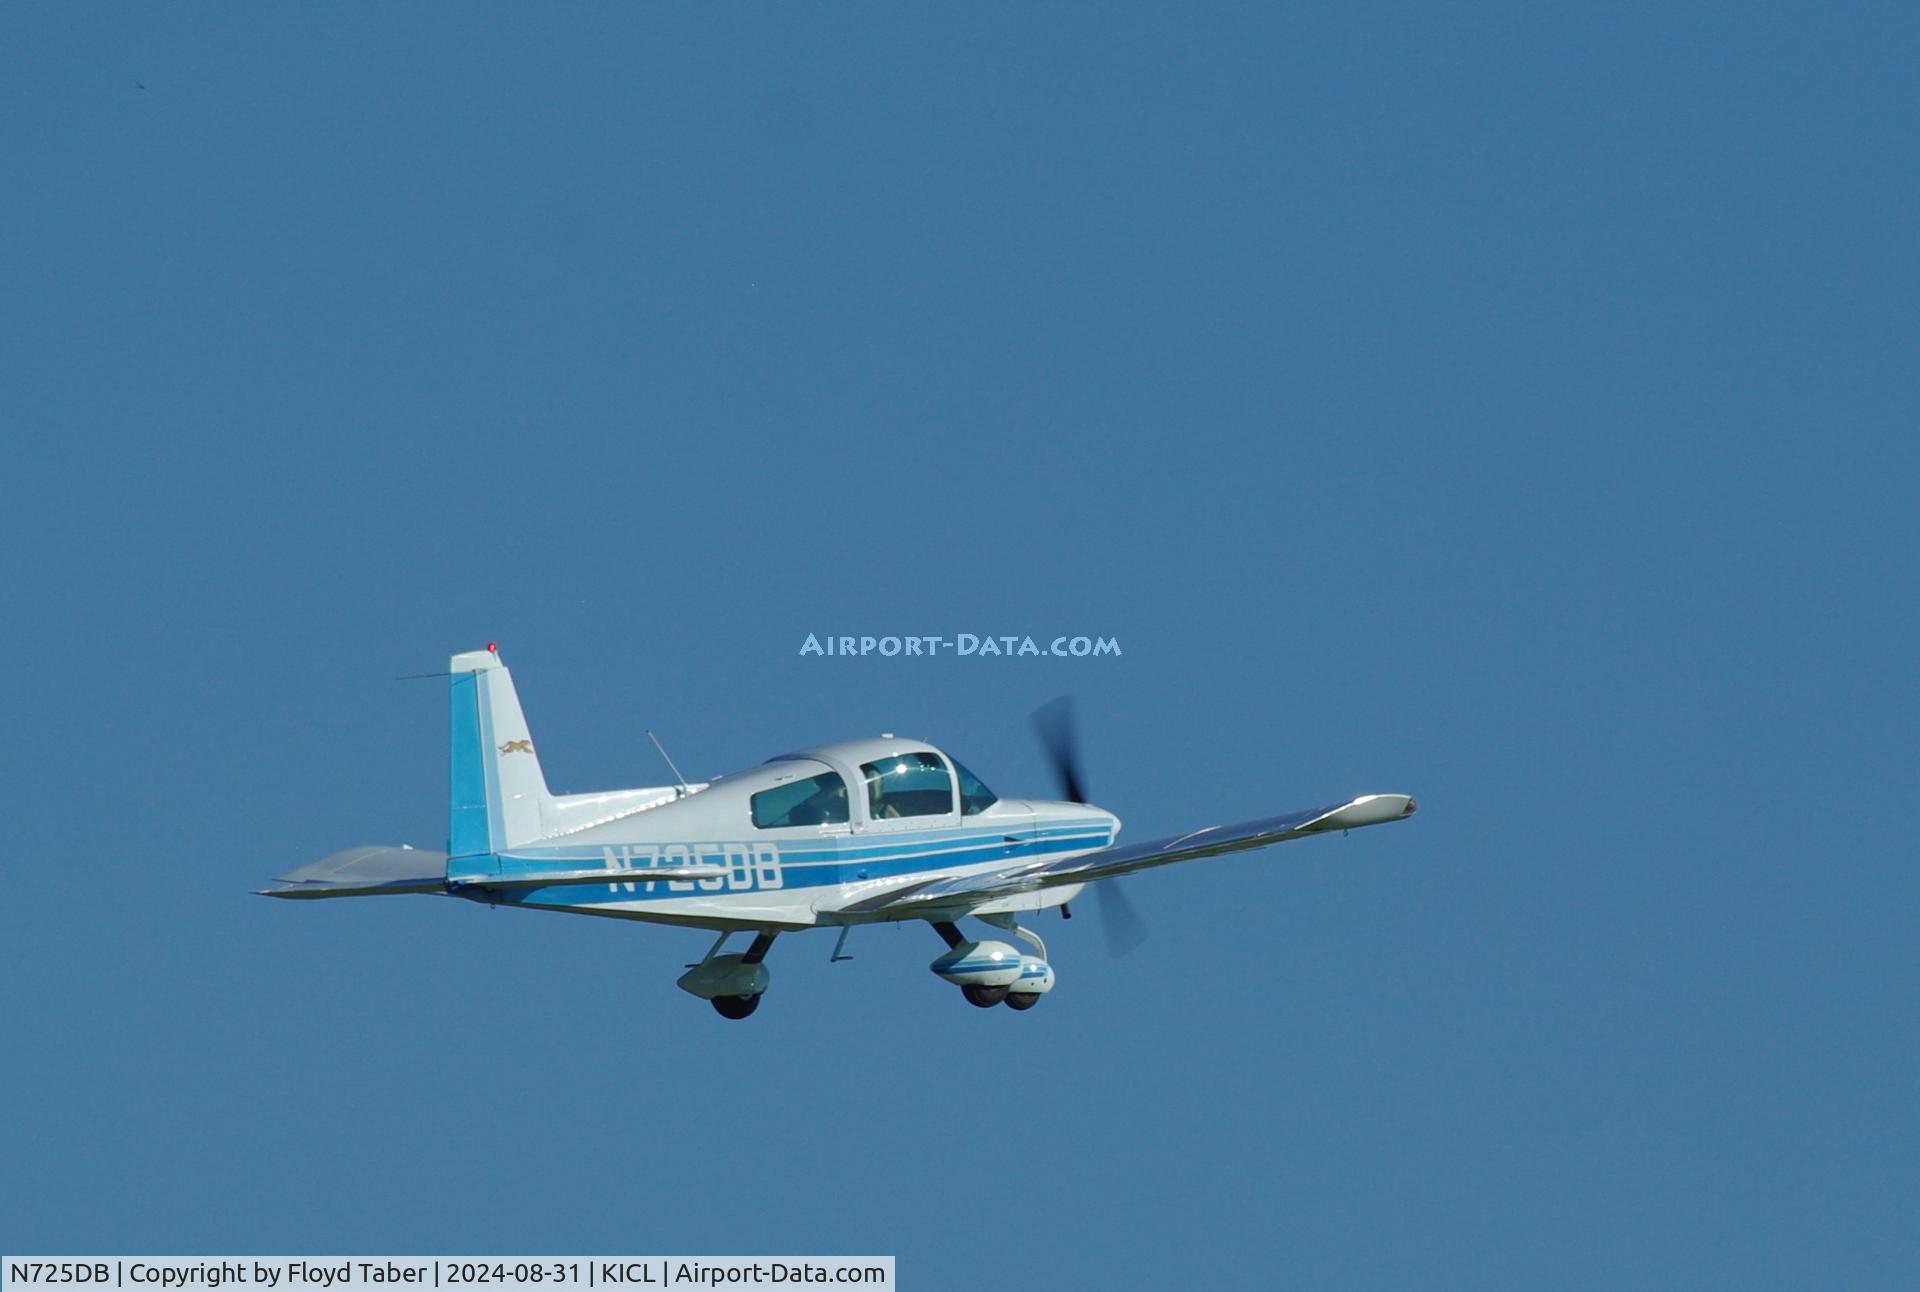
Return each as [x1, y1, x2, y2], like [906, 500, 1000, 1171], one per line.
[263, 646, 1418, 1018]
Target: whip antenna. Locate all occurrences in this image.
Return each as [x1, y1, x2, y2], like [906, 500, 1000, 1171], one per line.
[647, 730, 692, 797]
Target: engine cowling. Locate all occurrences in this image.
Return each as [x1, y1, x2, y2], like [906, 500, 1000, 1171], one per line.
[929, 939, 1024, 988]
[677, 953, 770, 1000]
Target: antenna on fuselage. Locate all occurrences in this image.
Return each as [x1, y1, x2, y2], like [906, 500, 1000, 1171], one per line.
[647, 729, 693, 797]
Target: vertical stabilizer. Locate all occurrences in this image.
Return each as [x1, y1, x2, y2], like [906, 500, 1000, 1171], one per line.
[448, 647, 554, 856]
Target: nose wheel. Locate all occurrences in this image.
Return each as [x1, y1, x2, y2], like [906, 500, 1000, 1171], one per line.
[712, 994, 761, 1019]
[940, 918, 1053, 1010]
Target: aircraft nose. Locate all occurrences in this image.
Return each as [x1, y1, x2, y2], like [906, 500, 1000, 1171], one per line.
[1029, 799, 1121, 845]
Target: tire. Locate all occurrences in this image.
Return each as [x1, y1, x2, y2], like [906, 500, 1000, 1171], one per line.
[1004, 992, 1041, 1011]
[962, 983, 1010, 1008]
[712, 994, 761, 1019]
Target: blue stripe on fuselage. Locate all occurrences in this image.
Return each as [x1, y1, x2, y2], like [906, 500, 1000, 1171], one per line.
[461, 821, 1114, 908]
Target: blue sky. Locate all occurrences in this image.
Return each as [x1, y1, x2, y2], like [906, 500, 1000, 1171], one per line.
[3, 4, 1915, 1287]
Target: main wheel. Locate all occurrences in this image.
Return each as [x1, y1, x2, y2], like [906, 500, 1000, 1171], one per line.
[1004, 991, 1041, 1011]
[712, 993, 761, 1019]
[962, 983, 1010, 1008]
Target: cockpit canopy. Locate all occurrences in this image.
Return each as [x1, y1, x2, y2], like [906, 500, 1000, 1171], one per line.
[753, 738, 998, 829]
[861, 751, 949, 819]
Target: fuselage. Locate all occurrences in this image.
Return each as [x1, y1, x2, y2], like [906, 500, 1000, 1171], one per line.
[445, 736, 1119, 931]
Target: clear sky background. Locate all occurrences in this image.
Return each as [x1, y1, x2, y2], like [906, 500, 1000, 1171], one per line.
[3, 4, 1915, 1287]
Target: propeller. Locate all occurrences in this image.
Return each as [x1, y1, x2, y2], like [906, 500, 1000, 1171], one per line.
[1094, 877, 1149, 958]
[1031, 696, 1148, 957]
[1030, 696, 1087, 805]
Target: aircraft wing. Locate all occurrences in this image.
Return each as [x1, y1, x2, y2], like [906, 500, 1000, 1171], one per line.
[836, 793, 1416, 915]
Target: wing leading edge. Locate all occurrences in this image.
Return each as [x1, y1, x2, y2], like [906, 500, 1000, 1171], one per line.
[837, 793, 1417, 915]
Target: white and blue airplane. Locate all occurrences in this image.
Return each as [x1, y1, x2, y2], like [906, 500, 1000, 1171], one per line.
[263, 646, 1418, 1018]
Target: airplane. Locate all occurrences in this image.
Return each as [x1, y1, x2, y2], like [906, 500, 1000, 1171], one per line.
[262, 645, 1418, 1018]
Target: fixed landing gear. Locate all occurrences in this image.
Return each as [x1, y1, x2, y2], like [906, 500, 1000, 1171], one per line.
[678, 931, 777, 1020]
[934, 918, 1055, 1011]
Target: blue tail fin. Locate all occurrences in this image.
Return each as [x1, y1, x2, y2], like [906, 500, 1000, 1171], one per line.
[448, 647, 554, 857]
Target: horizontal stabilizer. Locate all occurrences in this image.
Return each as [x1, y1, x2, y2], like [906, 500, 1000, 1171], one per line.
[258, 845, 448, 899]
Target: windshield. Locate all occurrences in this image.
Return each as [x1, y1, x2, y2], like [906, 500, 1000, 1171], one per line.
[950, 757, 998, 815]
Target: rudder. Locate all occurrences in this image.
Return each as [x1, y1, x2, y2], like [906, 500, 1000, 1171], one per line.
[448, 646, 554, 856]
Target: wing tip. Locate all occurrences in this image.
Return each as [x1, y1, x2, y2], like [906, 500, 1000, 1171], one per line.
[1356, 792, 1418, 816]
